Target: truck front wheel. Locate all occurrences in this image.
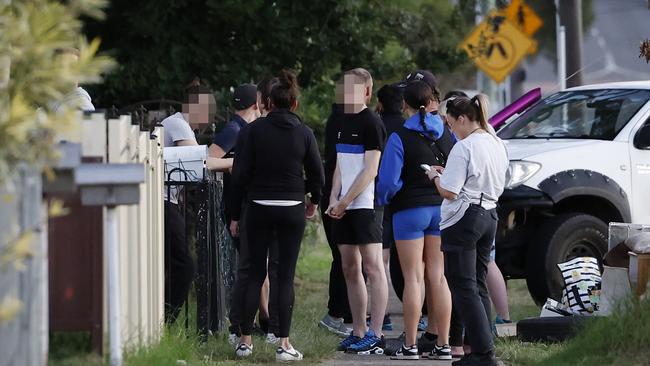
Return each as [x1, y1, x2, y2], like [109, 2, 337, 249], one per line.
[525, 213, 608, 305]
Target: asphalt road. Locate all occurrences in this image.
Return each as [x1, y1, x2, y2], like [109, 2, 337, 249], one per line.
[523, 0, 650, 92]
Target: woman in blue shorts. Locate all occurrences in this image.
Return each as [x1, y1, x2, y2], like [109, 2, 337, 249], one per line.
[377, 81, 453, 361]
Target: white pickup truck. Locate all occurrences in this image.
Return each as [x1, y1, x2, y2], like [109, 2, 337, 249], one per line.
[496, 81, 650, 304]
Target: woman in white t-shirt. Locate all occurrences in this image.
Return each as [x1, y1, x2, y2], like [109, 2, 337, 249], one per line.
[427, 94, 508, 366]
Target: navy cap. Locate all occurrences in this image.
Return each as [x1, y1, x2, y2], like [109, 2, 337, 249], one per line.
[398, 70, 438, 91]
[233, 83, 257, 110]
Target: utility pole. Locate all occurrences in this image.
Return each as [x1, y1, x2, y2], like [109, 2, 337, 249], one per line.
[476, 0, 501, 112]
[559, 0, 584, 87]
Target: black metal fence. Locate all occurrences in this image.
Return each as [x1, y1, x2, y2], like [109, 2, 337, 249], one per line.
[165, 172, 236, 340]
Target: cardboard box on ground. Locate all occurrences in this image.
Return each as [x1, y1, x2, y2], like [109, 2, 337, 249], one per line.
[600, 223, 650, 314]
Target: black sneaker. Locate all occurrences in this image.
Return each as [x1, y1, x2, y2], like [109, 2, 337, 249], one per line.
[417, 332, 437, 355]
[429, 344, 452, 360]
[452, 352, 497, 366]
[383, 332, 405, 356]
[390, 344, 419, 360]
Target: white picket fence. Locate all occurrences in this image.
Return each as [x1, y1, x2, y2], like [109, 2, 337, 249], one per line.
[0, 111, 166, 366]
[85, 112, 166, 349]
[0, 167, 48, 366]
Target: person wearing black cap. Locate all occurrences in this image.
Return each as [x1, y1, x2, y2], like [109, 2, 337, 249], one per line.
[390, 70, 456, 354]
[211, 82, 283, 346]
[209, 83, 260, 161]
[377, 81, 452, 360]
[400, 70, 442, 114]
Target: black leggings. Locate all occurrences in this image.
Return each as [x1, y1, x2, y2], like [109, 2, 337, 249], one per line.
[240, 203, 306, 338]
[228, 204, 280, 336]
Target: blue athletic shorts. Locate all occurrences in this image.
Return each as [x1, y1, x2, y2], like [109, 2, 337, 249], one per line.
[392, 206, 441, 241]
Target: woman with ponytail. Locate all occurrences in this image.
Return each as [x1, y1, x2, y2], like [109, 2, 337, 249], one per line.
[427, 94, 508, 366]
[231, 69, 325, 362]
[377, 80, 453, 360]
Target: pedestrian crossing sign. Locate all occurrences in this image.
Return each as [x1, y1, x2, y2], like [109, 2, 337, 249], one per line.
[504, 0, 543, 37]
[459, 12, 535, 83]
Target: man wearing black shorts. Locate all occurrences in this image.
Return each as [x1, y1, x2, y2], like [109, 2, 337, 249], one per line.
[326, 68, 388, 355]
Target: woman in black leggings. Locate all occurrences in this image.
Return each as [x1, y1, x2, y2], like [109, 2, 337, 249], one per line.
[230, 70, 325, 362]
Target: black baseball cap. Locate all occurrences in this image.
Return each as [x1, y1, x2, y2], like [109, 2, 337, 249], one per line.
[233, 83, 257, 110]
[398, 70, 438, 91]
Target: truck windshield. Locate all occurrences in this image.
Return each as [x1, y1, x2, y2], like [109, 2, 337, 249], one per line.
[498, 89, 650, 140]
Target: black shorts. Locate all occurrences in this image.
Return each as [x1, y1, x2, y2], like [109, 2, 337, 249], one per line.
[332, 208, 383, 245]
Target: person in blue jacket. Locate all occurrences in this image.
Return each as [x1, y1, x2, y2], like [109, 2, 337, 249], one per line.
[377, 81, 453, 361]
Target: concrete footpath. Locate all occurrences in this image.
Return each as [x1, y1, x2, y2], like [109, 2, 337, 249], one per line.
[321, 283, 510, 365]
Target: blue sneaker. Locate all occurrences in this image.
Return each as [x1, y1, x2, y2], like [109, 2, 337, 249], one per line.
[337, 332, 361, 351]
[493, 316, 513, 337]
[417, 317, 428, 331]
[366, 314, 393, 331]
[346, 329, 385, 355]
[495, 316, 512, 324]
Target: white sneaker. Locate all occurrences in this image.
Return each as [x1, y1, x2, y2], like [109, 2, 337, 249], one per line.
[276, 346, 303, 362]
[266, 333, 280, 344]
[235, 343, 253, 357]
[228, 333, 239, 347]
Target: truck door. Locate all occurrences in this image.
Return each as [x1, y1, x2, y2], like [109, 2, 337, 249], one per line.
[630, 114, 650, 225]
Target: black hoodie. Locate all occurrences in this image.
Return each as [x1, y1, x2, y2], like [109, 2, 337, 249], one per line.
[230, 109, 325, 221]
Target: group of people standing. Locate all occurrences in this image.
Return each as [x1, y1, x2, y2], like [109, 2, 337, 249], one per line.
[162, 66, 509, 366]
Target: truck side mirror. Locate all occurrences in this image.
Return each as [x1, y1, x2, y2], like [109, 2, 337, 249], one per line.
[634, 124, 650, 150]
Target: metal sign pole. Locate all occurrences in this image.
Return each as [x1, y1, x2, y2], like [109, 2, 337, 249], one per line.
[555, 0, 567, 90]
[107, 205, 122, 366]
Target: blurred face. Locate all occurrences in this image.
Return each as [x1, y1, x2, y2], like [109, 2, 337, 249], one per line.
[183, 93, 216, 127]
[446, 113, 468, 138]
[342, 74, 369, 113]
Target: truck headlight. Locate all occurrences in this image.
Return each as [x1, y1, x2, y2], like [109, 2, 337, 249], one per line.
[505, 161, 541, 189]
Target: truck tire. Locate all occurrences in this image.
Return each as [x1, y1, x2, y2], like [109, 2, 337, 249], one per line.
[525, 213, 608, 305]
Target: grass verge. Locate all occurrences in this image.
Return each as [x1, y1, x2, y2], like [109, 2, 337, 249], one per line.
[50, 235, 338, 366]
[497, 281, 650, 366]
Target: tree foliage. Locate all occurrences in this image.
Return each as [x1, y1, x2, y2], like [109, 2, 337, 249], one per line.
[0, 0, 114, 179]
[84, 0, 472, 109]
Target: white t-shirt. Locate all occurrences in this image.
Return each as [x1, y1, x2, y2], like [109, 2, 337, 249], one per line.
[161, 113, 197, 204]
[439, 132, 509, 230]
[161, 112, 196, 148]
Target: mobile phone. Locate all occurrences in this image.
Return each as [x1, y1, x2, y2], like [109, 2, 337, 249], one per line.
[420, 164, 432, 172]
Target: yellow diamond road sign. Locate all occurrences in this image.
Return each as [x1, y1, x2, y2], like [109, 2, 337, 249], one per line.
[459, 13, 535, 84]
[504, 0, 543, 37]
